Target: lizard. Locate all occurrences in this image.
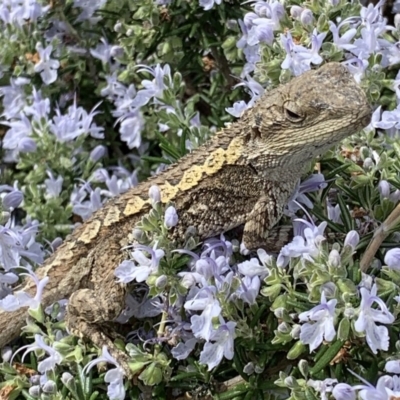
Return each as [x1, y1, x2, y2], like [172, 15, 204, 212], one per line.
[0, 62, 372, 375]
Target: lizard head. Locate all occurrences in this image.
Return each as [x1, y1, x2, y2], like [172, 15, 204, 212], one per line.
[242, 62, 372, 170]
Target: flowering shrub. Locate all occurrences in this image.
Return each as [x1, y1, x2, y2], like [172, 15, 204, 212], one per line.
[2, 0, 400, 399]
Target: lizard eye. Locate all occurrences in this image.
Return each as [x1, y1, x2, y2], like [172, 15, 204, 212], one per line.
[283, 101, 304, 123]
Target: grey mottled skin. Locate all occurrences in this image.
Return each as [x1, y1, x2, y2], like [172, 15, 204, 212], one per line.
[0, 63, 371, 376]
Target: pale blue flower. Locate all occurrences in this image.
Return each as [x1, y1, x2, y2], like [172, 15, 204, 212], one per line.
[83, 346, 125, 400]
[0, 77, 29, 119]
[287, 173, 327, 214]
[34, 43, 60, 85]
[50, 99, 104, 142]
[24, 88, 50, 123]
[354, 284, 395, 354]
[235, 275, 260, 305]
[0, 267, 49, 312]
[199, 320, 236, 370]
[237, 257, 269, 278]
[115, 243, 164, 283]
[133, 64, 172, 107]
[342, 57, 369, 84]
[385, 360, 400, 374]
[44, 171, 63, 198]
[171, 337, 198, 360]
[72, 186, 103, 220]
[358, 375, 400, 400]
[277, 221, 327, 267]
[332, 383, 356, 400]
[199, 0, 222, 11]
[299, 292, 337, 352]
[2, 114, 33, 153]
[12, 334, 62, 373]
[118, 110, 144, 149]
[73, 0, 107, 22]
[329, 21, 357, 51]
[226, 101, 248, 118]
[185, 286, 221, 341]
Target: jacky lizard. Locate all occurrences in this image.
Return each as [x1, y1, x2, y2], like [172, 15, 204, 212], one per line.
[0, 63, 371, 374]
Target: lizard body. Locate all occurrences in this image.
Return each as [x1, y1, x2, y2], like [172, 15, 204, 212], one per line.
[0, 63, 372, 373]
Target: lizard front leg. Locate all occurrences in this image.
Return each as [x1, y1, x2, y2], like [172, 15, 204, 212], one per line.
[242, 192, 288, 250]
[65, 245, 132, 378]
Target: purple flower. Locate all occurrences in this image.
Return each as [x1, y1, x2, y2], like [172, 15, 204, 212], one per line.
[299, 292, 337, 352]
[354, 284, 394, 354]
[34, 43, 60, 85]
[199, 320, 236, 370]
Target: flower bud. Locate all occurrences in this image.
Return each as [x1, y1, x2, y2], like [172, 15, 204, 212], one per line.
[89, 145, 106, 162]
[298, 359, 309, 378]
[290, 5, 303, 18]
[42, 380, 57, 394]
[1, 346, 12, 362]
[155, 274, 168, 289]
[2, 190, 23, 209]
[164, 206, 178, 228]
[29, 386, 41, 397]
[328, 249, 341, 268]
[337, 318, 350, 341]
[243, 362, 255, 375]
[363, 157, 374, 169]
[300, 9, 314, 25]
[19, 137, 37, 152]
[384, 248, 400, 270]
[344, 230, 359, 249]
[149, 185, 161, 204]
[378, 180, 391, 198]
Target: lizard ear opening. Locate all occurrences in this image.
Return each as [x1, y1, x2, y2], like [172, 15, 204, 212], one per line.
[283, 100, 304, 123]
